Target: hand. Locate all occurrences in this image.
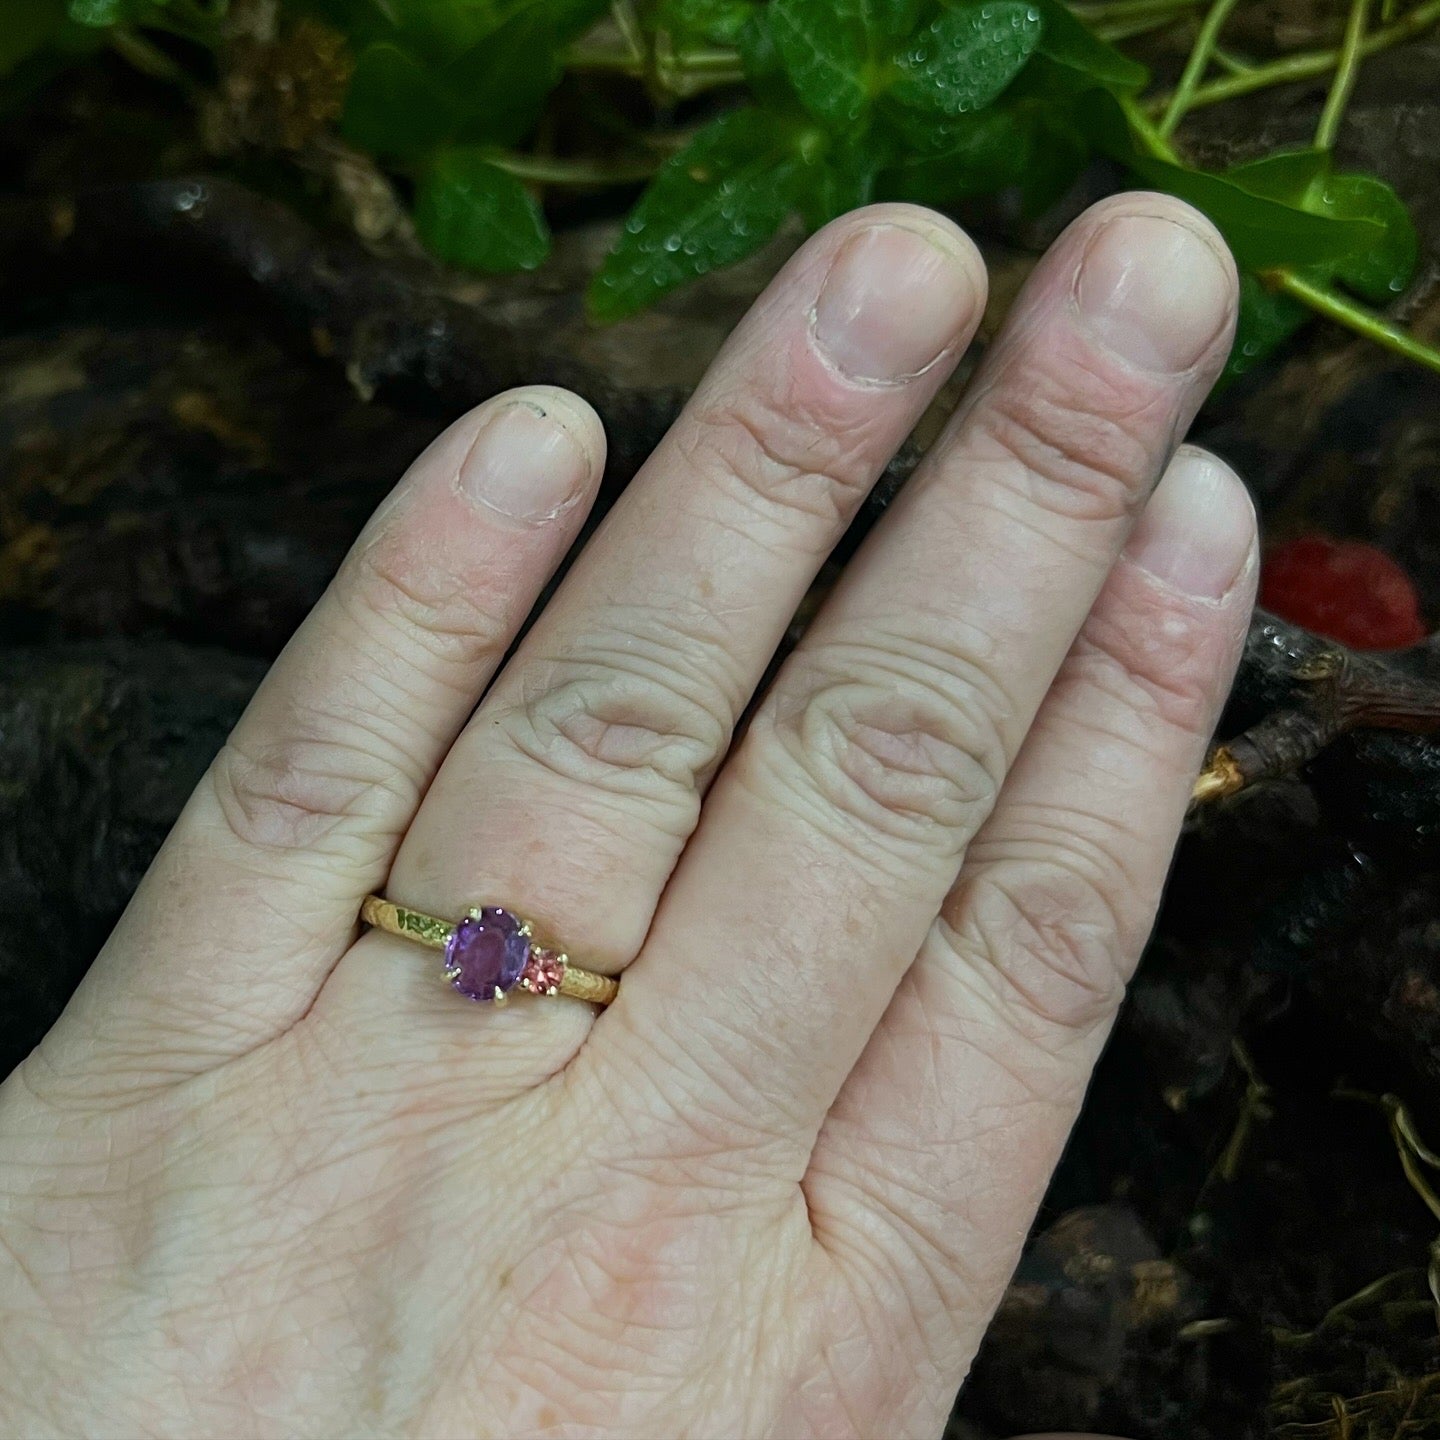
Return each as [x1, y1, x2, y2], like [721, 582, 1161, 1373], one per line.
[0, 194, 1252, 1439]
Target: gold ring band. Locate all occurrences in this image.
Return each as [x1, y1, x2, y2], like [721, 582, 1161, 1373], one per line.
[360, 896, 618, 1007]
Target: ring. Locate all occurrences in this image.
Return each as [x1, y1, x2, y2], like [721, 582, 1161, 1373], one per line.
[359, 896, 618, 1007]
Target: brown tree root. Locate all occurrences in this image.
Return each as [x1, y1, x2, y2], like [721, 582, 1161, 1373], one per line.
[1197, 616, 1440, 811]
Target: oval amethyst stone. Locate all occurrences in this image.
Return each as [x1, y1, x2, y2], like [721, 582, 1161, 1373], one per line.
[444, 907, 530, 1001]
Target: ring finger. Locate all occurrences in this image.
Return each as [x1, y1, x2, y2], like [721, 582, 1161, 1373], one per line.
[335, 206, 987, 1043]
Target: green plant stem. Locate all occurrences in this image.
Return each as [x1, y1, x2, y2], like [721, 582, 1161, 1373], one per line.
[1095, 13, 1198, 39]
[1121, 92, 1183, 161]
[1072, 0, 1199, 20]
[1158, 0, 1244, 135]
[109, 28, 199, 93]
[147, 0, 222, 45]
[609, 0, 645, 66]
[1077, 0, 1202, 40]
[563, 41, 743, 87]
[1314, 0, 1369, 148]
[563, 45, 646, 71]
[489, 153, 661, 185]
[1148, 0, 1440, 113]
[1211, 45, 1253, 74]
[1120, 96, 1440, 377]
[1275, 270, 1440, 375]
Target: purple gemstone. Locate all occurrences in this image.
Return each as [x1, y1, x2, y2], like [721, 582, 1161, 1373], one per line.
[444, 908, 530, 1001]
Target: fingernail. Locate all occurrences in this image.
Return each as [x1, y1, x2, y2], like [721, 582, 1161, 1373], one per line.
[458, 400, 593, 523]
[1128, 447, 1256, 600]
[812, 223, 978, 384]
[1074, 213, 1234, 373]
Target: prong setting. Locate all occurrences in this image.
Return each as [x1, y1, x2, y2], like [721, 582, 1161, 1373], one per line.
[362, 895, 615, 1007]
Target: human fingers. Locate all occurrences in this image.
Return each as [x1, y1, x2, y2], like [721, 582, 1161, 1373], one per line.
[335, 206, 984, 1051]
[599, 196, 1237, 1152]
[804, 449, 1254, 1388]
[39, 388, 603, 1091]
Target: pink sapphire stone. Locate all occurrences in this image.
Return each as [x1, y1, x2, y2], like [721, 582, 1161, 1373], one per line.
[444, 907, 529, 1001]
[520, 947, 565, 995]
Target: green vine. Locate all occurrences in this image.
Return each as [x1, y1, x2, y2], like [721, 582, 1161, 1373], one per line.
[1148, 0, 1440, 112]
[1313, 0, 1370, 150]
[1123, 95, 1440, 375]
[8, 0, 1440, 376]
[1157, 0, 1242, 136]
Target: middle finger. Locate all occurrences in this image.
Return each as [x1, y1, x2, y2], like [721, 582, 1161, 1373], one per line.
[348, 205, 986, 1025]
[606, 194, 1238, 1142]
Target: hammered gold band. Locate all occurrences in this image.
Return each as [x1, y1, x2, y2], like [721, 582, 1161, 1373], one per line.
[360, 896, 618, 1007]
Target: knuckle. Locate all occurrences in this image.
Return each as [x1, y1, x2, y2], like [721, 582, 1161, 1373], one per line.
[683, 370, 881, 527]
[495, 624, 732, 823]
[758, 640, 1006, 861]
[208, 724, 411, 856]
[976, 352, 1161, 527]
[1067, 632, 1206, 744]
[1073, 580, 1239, 735]
[344, 524, 511, 672]
[946, 854, 1132, 1036]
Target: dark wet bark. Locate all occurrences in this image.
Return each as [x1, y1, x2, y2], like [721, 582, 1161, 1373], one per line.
[0, 642, 262, 1078]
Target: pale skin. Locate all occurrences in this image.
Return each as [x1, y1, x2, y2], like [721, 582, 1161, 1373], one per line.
[0, 194, 1254, 1439]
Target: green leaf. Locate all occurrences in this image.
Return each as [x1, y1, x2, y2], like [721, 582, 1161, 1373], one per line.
[414, 149, 551, 271]
[376, 0, 607, 66]
[366, 0, 511, 61]
[345, 2, 602, 158]
[1148, 160, 1385, 270]
[0, 6, 97, 112]
[1, 0, 64, 72]
[880, 92, 1088, 214]
[1225, 150, 1418, 301]
[1225, 147, 1329, 204]
[734, 8, 797, 108]
[589, 107, 808, 322]
[658, 0, 757, 46]
[1014, 103, 1089, 215]
[444, 6, 576, 146]
[68, 0, 139, 25]
[889, 0, 1042, 119]
[798, 128, 892, 227]
[1222, 271, 1308, 384]
[1084, 94, 1386, 271]
[1031, 0, 1147, 88]
[879, 106, 1028, 204]
[770, 0, 921, 124]
[342, 42, 456, 156]
[1319, 172, 1418, 303]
